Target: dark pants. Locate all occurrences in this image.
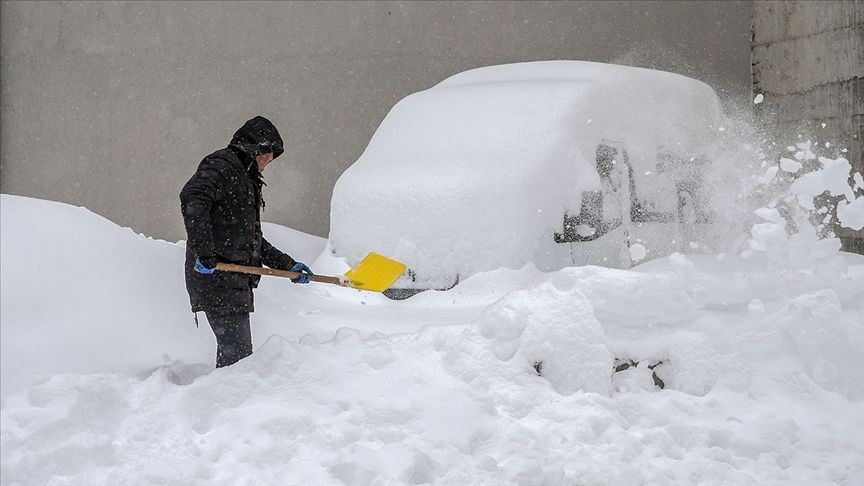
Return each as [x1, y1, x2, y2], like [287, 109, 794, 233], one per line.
[205, 311, 252, 368]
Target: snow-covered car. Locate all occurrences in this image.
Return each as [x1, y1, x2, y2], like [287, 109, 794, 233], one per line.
[329, 61, 723, 296]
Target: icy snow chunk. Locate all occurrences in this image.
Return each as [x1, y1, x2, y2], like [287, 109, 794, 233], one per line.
[629, 243, 647, 262]
[757, 165, 779, 185]
[794, 140, 816, 161]
[474, 282, 612, 395]
[575, 225, 596, 238]
[779, 157, 802, 173]
[753, 93, 764, 104]
[854, 172, 864, 191]
[749, 208, 787, 252]
[750, 223, 788, 252]
[789, 157, 854, 209]
[837, 196, 864, 230]
[754, 207, 784, 224]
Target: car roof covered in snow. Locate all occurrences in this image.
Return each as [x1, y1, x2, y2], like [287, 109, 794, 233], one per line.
[351, 61, 721, 182]
[432, 60, 723, 153]
[436, 60, 715, 93]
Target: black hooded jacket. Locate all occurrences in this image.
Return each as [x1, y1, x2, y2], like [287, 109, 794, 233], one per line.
[180, 116, 295, 313]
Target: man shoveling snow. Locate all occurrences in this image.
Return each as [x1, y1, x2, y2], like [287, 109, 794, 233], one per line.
[180, 115, 314, 368]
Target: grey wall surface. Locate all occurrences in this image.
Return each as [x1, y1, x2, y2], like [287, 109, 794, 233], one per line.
[1, 1, 753, 241]
[752, 0, 863, 252]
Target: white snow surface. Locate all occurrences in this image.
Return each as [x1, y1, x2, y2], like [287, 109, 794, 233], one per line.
[628, 243, 647, 263]
[2, 194, 863, 485]
[838, 196, 864, 231]
[779, 157, 802, 173]
[260, 221, 326, 264]
[790, 156, 855, 210]
[330, 61, 723, 287]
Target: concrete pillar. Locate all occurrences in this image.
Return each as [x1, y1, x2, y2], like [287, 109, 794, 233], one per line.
[752, 0, 864, 253]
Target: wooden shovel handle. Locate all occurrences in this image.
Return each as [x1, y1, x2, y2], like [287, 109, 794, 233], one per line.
[214, 263, 348, 287]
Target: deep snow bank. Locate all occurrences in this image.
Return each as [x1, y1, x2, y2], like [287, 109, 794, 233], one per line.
[2, 254, 863, 484]
[0, 195, 326, 398]
[2, 194, 863, 484]
[0, 195, 203, 397]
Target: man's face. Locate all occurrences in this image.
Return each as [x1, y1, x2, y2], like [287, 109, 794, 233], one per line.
[256, 152, 274, 172]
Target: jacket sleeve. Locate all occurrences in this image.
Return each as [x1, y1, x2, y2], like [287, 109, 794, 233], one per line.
[260, 237, 297, 270]
[180, 161, 227, 259]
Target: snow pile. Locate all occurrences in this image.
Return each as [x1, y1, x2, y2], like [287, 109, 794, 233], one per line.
[330, 61, 723, 287]
[474, 282, 612, 395]
[2, 194, 863, 484]
[0, 195, 326, 398]
[0, 195, 205, 397]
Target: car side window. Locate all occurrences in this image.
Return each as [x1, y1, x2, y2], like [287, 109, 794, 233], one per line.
[554, 142, 627, 243]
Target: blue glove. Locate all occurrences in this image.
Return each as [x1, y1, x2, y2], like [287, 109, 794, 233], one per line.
[290, 262, 313, 284]
[194, 257, 216, 275]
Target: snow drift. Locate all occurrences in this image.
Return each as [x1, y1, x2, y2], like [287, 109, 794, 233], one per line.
[0, 195, 326, 398]
[2, 193, 863, 484]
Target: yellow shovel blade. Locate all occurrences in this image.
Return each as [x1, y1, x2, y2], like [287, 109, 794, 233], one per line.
[344, 252, 407, 292]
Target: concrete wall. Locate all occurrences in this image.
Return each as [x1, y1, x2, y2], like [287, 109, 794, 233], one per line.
[752, 0, 864, 252]
[1, 1, 753, 241]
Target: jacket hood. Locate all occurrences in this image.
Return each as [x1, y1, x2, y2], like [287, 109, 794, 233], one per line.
[229, 116, 284, 160]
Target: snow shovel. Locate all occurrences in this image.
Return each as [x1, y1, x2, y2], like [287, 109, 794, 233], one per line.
[214, 252, 407, 293]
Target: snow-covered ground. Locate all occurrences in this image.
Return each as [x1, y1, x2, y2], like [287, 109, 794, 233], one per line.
[1, 192, 862, 485]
